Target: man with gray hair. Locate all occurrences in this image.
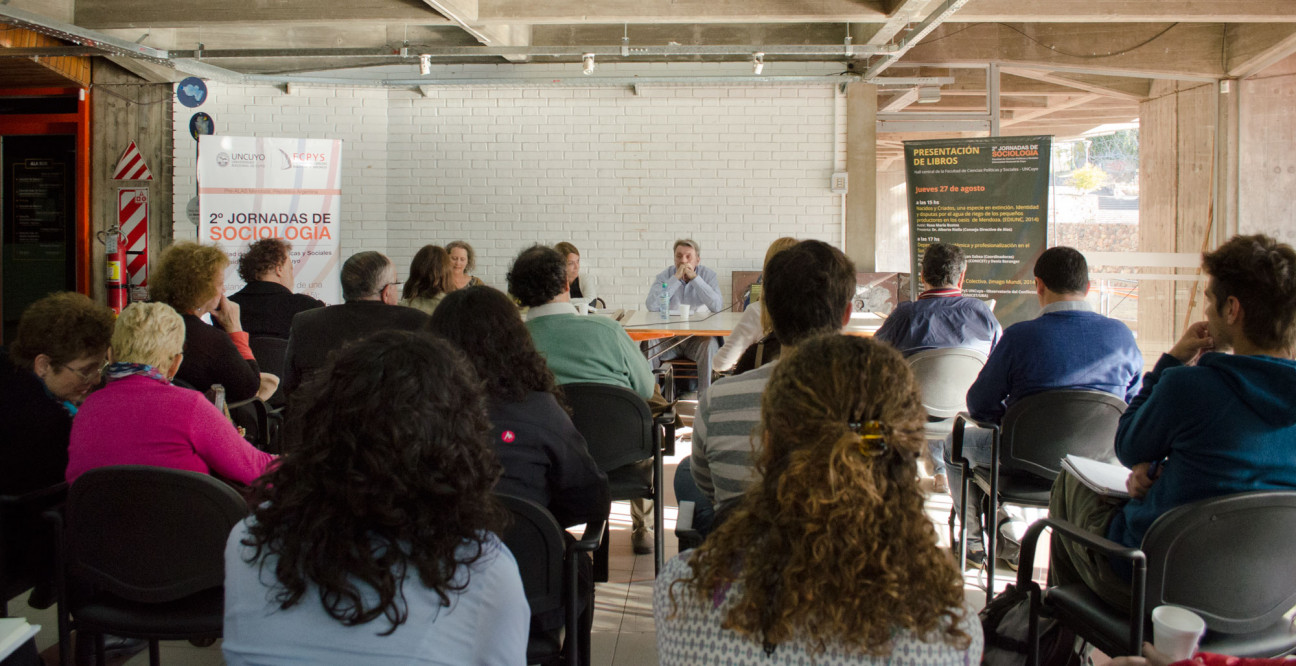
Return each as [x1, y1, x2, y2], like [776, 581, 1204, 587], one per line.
[282, 251, 428, 396]
[644, 239, 724, 395]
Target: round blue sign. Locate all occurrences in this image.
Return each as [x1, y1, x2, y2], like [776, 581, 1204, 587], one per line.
[176, 77, 208, 108]
[189, 112, 214, 140]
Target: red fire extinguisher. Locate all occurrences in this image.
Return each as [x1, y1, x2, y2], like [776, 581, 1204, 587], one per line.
[103, 227, 128, 314]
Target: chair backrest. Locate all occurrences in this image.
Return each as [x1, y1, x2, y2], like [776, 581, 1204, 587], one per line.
[907, 347, 988, 419]
[562, 383, 654, 473]
[999, 389, 1126, 479]
[496, 494, 564, 619]
[1143, 490, 1296, 634]
[247, 336, 289, 378]
[64, 466, 247, 604]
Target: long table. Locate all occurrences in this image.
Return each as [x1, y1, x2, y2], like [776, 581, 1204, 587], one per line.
[615, 309, 885, 342]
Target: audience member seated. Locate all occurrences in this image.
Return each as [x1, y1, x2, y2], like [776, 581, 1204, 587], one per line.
[679, 240, 856, 539]
[643, 238, 724, 396]
[555, 241, 599, 305]
[151, 242, 275, 408]
[951, 246, 1142, 568]
[713, 237, 797, 373]
[66, 303, 274, 486]
[282, 251, 428, 396]
[0, 292, 113, 610]
[1, 292, 114, 494]
[508, 244, 658, 554]
[654, 334, 983, 665]
[447, 239, 485, 290]
[398, 244, 453, 315]
[1049, 234, 1296, 610]
[427, 286, 608, 665]
[223, 331, 527, 664]
[227, 238, 325, 339]
[875, 242, 1002, 493]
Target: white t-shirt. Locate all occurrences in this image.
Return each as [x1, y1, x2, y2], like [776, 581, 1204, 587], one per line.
[223, 519, 530, 665]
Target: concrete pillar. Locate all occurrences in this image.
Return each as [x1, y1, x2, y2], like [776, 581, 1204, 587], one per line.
[845, 82, 878, 270]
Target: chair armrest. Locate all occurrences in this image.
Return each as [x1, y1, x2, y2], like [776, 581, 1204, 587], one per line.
[573, 516, 607, 553]
[1024, 516, 1148, 656]
[950, 412, 998, 462]
[0, 482, 69, 509]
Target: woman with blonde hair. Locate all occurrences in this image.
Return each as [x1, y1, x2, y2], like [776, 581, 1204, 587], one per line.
[446, 240, 485, 291]
[655, 334, 982, 665]
[399, 244, 454, 315]
[713, 236, 797, 373]
[66, 303, 274, 486]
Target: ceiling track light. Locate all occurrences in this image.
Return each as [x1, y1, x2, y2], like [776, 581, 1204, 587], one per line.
[752, 52, 765, 75]
[418, 54, 431, 76]
[582, 53, 595, 75]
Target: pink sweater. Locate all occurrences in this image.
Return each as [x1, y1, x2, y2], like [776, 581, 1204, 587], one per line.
[67, 375, 274, 486]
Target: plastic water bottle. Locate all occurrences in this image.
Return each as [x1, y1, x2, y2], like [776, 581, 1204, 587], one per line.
[658, 282, 671, 321]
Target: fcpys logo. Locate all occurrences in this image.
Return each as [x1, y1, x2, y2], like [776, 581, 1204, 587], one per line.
[279, 149, 330, 170]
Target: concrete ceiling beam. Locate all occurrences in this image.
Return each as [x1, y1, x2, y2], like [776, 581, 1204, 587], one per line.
[1226, 23, 1296, 78]
[951, 0, 1296, 23]
[476, 0, 888, 25]
[75, 0, 451, 29]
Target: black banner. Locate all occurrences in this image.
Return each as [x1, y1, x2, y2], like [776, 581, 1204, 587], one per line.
[904, 136, 1051, 327]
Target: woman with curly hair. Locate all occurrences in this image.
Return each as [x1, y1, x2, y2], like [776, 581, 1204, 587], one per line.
[398, 244, 454, 315]
[427, 286, 607, 665]
[655, 334, 983, 665]
[150, 242, 275, 406]
[447, 240, 485, 291]
[223, 330, 528, 664]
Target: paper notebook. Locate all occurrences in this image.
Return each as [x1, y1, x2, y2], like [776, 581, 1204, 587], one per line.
[1061, 454, 1131, 500]
[0, 617, 40, 661]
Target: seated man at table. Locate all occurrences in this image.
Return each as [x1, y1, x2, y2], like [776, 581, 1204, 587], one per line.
[228, 238, 325, 339]
[950, 246, 1143, 568]
[282, 251, 428, 396]
[679, 240, 856, 538]
[1050, 234, 1296, 609]
[643, 239, 724, 396]
[875, 241, 1001, 492]
[508, 244, 659, 554]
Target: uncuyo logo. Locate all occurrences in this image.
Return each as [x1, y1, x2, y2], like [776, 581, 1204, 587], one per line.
[216, 152, 229, 167]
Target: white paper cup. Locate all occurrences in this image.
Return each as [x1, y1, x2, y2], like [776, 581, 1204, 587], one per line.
[1152, 605, 1206, 661]
[678, 304, 691, 319]
[574, 302, 589, 315]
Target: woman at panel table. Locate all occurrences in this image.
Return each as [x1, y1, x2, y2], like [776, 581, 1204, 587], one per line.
[66, 303, 274, 487]
[555, 241, 599, 306]
[713, 236, 797, 373]
[399, 244, 454, 316]
[222, 330, 528, 665]
[655, 334, 982, 666]
[447, 239, 485, 290]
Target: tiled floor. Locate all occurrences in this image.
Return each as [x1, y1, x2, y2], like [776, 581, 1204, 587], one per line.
[10, 444, 1040, 665]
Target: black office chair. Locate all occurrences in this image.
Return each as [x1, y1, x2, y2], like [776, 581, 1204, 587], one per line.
[497, 494, 605, 666]
[906, 347, 987, 476]
[0, 483, 67, 616]
[562, 383, 668, 577]
[247, 336, 288, 408]
[950, 389, 1126, 591]
[48, 466, 247, 666]
[1018, 490, 1296, 665]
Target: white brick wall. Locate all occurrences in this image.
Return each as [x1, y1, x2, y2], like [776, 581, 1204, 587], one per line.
[174, 73, 846, 308]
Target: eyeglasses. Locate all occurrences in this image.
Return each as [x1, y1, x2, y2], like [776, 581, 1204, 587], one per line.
[63, 359, 109, 383]
[385, 281, 403, 292]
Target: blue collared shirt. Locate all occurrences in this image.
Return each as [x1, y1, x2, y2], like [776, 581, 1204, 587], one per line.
[874, 289, 1001, 357]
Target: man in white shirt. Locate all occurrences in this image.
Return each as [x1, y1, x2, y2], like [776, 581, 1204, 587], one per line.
[643, 239, 724, 395]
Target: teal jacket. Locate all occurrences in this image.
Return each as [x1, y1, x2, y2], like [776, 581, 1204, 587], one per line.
[1109, 351, 1296, 548]
[526, 308, 655, 399]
